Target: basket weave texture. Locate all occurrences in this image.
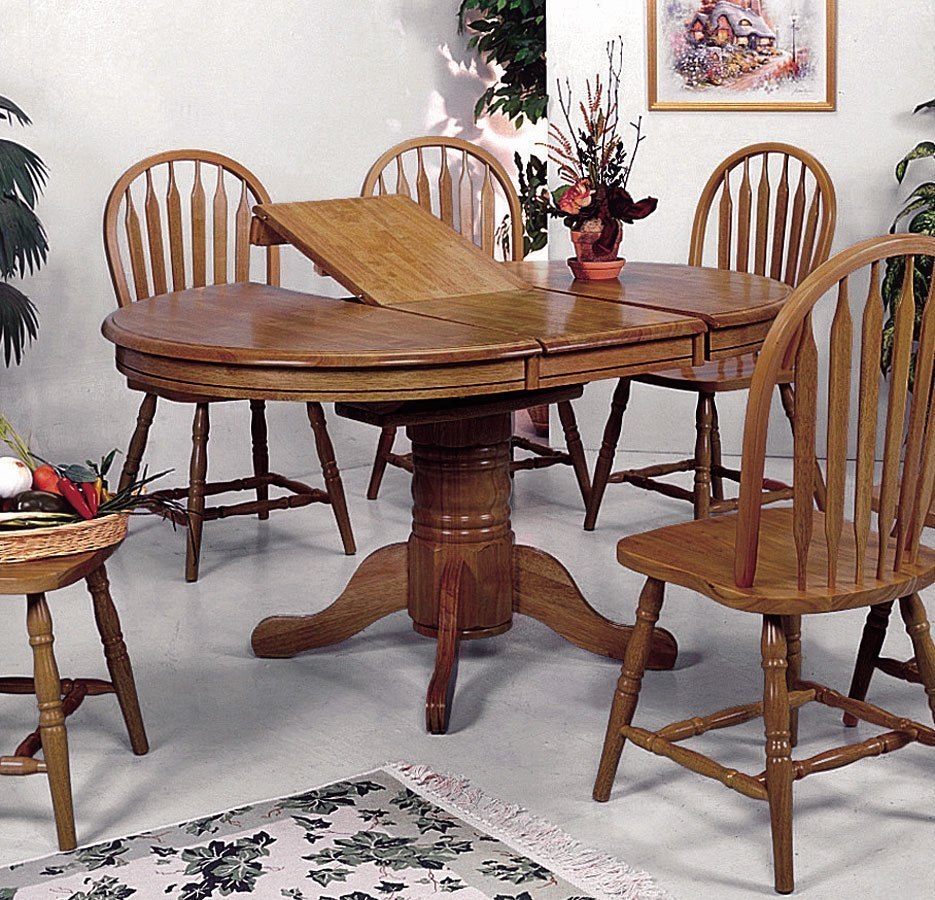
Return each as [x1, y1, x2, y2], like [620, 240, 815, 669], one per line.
[0, 513, 129, 563]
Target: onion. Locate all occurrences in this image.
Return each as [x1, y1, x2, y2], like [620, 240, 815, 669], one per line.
[0, 456, 34, 498]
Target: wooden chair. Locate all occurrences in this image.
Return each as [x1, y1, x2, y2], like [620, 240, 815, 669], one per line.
[0, 549, 147, 851]
[584, 144, 836, 530]
[843, 493, 935, 724]
[104, 150, 356, 582]
[358, 137, 590, 505]
[593, 234, 935, 894]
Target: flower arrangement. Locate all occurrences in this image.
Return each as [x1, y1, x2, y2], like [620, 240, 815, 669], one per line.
[0, 415, 180, 530]
[542, 40, 657, 267]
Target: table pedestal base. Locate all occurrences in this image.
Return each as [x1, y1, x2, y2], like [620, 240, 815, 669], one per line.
[251, 411, 677, 733]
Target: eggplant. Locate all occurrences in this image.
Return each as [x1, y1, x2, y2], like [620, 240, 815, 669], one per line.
[14, 490, 69, 513]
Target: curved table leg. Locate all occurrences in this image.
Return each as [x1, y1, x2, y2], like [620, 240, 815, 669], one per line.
[512, 545, 678, 670]
[251, 543, 407, 658]
[426, 560, 465, 734]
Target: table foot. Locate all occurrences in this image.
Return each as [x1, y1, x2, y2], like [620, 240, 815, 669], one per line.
[251, 543, 407, 658]
[512, 545, 678, 670]
[426, 561, 465, 734]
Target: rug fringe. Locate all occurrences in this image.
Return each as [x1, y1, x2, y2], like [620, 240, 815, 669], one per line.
[386, 762, 674, 900]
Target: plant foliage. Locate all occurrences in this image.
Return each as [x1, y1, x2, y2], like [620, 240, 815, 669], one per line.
[881, 98, 935, 380]
[458, 0, 546, 128]
[0, 95, 47, 365]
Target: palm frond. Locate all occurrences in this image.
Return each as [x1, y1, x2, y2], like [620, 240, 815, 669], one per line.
[0, 196, 48, 278]
[0, 281, 39, 365]
[0, 96, 31, 127]
[0, 139, 48, 207]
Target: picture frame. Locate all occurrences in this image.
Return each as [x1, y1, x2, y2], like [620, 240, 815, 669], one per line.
[647, 0, 836, 112]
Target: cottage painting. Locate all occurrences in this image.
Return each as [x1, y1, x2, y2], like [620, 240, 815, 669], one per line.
[648, 0, 836, 110]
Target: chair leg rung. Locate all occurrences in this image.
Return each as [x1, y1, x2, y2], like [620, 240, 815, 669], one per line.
[785, 730, 916, 781]
[875, 656, 922, 684]
[0, 756, 47, 776]
[623, 725, 769, 801]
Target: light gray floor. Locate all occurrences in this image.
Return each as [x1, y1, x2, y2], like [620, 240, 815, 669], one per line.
[1, 450, 933, 899]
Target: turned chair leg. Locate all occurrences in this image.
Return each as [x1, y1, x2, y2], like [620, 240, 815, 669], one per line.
[85, 565, 148, 755]
[779, 383, 827, 511]
[762, 614, 795, 894]
[306, 403, 356, 556]
[367, 425, 397, 501]
[185, 403, 210, 583]
[26, 593, 76, 851]
[556, 399, 591, 507]
[593, 577, 665, 802]
[693, 393, 715, 519]
[843, 599, 895, 727]
[898, 593, 935, 724]
[584, 378, 631, 531]
[709, 396, 725, 502]
[249, 399, 270, 520]
[782, 615, 802, 747]
[119, 393, 157, 492]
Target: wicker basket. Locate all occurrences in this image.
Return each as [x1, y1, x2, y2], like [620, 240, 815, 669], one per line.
[0, 513, 129, 563]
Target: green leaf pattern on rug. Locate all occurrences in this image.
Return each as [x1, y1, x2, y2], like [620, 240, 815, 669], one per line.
[184, 807, 251, 837]
[390, 788, 460, 834]
[479, 855, 554, 885]
[64, 874, 136, 899]
[178, 831, 275, 899]
[277, 779, 385, 815]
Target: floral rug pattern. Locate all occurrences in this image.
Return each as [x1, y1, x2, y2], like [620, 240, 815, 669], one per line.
[0, 766, 669, 900]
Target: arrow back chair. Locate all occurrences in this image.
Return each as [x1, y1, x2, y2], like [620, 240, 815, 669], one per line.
[104, 150, 355, 582]
[584, 143, 836, 530]
[357, 137, 590, 505]
[593, 234, 935, 894]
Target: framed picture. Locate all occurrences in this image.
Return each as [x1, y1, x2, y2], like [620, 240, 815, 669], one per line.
[648, 1, 836, 111]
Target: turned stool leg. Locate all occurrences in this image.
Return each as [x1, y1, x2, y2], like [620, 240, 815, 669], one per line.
[693, 393, 714, 519]
[86, 566, 148, 755]
[781, 615, 802, 747]
[762, 615, 794, 894]
[843, 600, 895, 727]
[709, 397, 724, 502]
[250, 399, 270, 520]
[899, 593, 935, 724]
[367, 426, 397, 501]
[185, 402, 210, 583]
[593, 577, 665, 802]
[584, 378, 631, 531]
[306, 403, 356, 556]
[119, 393, 157, 491]
[26, 593, 76, 851]
[557, 399, 591, 507]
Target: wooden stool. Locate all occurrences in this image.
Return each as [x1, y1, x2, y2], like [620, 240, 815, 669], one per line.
[0, 548, 147, 851]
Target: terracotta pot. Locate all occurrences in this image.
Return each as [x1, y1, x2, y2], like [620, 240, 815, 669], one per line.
[567, 256, 627, 281]
[569, 224, 621, 262]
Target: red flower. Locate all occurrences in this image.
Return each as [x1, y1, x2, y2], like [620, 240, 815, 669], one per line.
[557, 178, 593, 215]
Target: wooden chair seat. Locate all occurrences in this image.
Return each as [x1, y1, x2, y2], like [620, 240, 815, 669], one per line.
[636, 352, 792, 393]
[619, 507, 935, 615]
[0, 548, 148, 851]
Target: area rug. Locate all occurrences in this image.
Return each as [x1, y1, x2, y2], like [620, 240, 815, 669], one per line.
[0, 763, 671, 900]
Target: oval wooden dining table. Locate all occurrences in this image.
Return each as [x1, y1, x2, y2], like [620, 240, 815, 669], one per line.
[102, 195, 789, 733]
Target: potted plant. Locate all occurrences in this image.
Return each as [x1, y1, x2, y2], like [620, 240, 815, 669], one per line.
[0, 95, 47, 366]
[542, 39, 657, 280]
[882, 97, 934, 381]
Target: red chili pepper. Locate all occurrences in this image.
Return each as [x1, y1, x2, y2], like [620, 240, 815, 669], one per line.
[79, 481, 99, 516]
[58, 477, 94, 519]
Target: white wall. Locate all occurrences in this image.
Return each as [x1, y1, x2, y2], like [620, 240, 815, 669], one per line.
[0, 0, 535, 477]
[548, 0, 935, 457]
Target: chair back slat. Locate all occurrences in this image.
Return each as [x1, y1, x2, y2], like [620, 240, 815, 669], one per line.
[123, 188, 149, 301]
[735, 235, 935, 589]
[438, 147, 454, 228]
[736, 159, 752, 273]
[143, 170, 168, 296]
[877, 264, 916, 577]
[754, 154, 770, 276]
[792, 315, 818, 590]
[690, 144, 835, 289]
[234, 181, 251, 283]
[360, 137, 524, 261]
[853, 263, 884, 583]
[166, 162, 186, 291]
[825, 279, 853, 587]
[191, 161, 207, 288]
[104, 150, 278, 308]
[769, 156, 791, 281]
[415, 148, 431, 211]
[901, 279, 935, 564]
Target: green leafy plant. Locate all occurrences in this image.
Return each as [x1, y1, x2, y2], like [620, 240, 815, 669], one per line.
[881, 98, 935, 380]
[0, 95, 48, 366]
[514, 151, 548, 255]
[457, 0, 546, 128]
